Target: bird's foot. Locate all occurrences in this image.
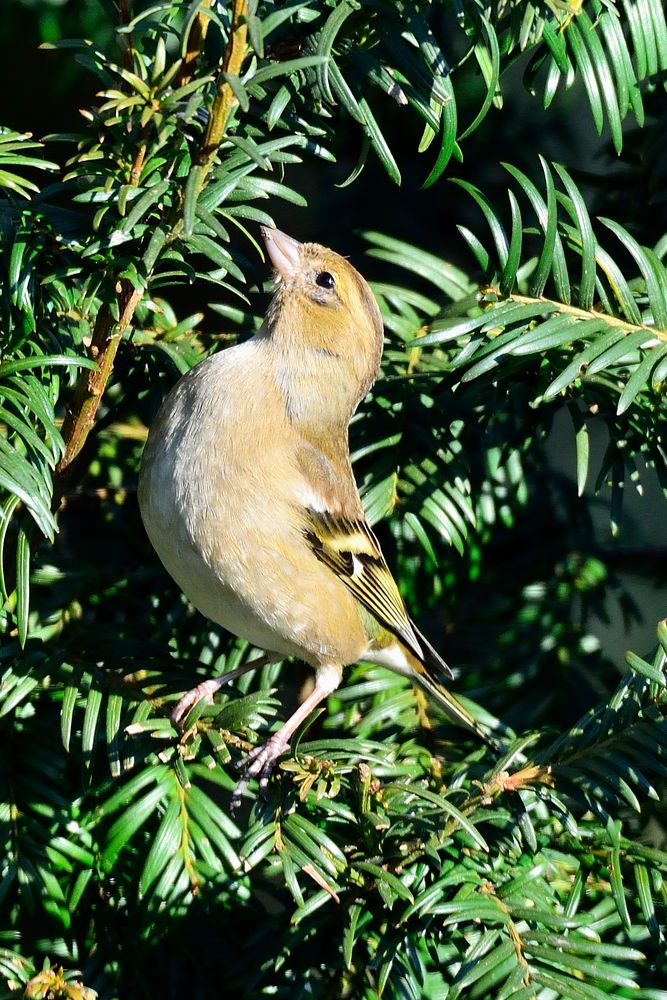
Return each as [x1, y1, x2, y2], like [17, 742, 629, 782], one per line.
[171, 677, 227, 729]
[231, 731, 291, 811]
[170, 655, 275, 730]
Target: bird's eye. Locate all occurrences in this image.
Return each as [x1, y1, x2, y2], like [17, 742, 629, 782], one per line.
[315, 271, 335, 289]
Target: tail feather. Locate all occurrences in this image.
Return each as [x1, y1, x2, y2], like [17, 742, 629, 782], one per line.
[411, 666, 501, 749]
[412, 622, 454, 681]
[408, 628, 502, 752]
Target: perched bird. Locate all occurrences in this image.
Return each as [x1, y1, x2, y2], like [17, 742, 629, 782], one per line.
[139, 227, 493, 793]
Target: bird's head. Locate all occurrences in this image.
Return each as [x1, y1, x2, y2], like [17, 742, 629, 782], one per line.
[260, 227, 384, 413]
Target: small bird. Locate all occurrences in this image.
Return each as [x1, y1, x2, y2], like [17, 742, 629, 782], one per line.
[139, 227, 493, 793]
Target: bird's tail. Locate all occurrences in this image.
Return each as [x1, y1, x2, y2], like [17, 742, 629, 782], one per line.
[409, 626, 502, 752]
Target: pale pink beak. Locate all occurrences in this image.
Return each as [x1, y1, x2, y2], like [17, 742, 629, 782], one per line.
[261, 226, 303, 282]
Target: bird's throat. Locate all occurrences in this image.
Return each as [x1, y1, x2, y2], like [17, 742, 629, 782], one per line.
[270, 339, 369, 436]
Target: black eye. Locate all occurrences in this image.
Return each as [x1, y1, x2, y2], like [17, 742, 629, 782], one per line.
[315, 271, 335, 289]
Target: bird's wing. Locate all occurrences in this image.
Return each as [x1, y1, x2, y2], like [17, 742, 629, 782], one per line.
[304, 508, 452, 679]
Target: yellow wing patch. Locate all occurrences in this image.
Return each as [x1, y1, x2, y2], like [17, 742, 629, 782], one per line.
[303, 509, 424, 661]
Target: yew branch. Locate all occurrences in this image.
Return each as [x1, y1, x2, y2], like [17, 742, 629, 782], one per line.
[55, 280, 142, 489]
[53, 0, 250, 501]
[197, 0, 249, 180]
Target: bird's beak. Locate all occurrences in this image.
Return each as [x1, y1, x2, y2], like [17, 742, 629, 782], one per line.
[261, 226, 303, 282]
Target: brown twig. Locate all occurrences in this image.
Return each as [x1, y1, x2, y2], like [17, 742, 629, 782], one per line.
[52, 0, 250, 504]
[54, 279, 142, 494]
[179, 0, 213, 87]
[117, 0, 136, 72]
[129, 144, 147, 187]
[197, 0, 249, 178]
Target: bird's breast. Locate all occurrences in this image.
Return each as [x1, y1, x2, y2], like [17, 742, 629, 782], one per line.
[138, 345, 369, 666]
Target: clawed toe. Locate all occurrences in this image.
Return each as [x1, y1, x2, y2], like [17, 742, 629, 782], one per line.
[230, 733, 291, 809]
[237, 736, 291, 787]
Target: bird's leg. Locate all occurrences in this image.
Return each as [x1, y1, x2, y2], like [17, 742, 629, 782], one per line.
[171, 653, 277, 728]
[232, 663, 341, 805]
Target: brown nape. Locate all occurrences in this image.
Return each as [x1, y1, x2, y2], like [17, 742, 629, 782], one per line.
[350, 267, 384, 342]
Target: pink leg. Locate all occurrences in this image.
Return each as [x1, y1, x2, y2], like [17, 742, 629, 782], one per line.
[171, 653, 276, 727]
[232, 663, 342, 805]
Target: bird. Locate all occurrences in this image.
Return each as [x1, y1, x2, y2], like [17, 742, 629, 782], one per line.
[138, 226, 495, 796]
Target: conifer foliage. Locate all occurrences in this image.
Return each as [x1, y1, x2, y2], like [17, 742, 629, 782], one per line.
[0, 1, 666, 996]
